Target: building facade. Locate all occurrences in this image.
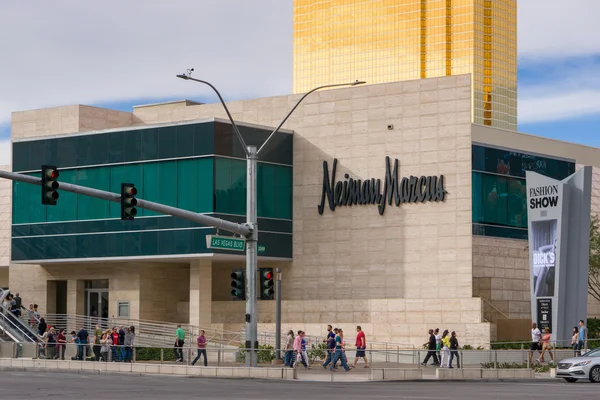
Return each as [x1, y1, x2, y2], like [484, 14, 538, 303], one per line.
[6, 74, 600, 347]
[293, 0, 517, 130]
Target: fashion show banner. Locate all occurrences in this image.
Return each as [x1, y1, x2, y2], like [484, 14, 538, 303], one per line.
[526, 167, 592, 344]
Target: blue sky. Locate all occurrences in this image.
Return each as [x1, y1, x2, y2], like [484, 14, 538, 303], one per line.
[0, 0, 599, 164]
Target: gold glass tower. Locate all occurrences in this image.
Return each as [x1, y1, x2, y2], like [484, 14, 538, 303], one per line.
[293, 0, 517, 130]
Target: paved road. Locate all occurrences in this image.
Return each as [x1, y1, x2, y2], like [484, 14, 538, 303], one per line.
[0, 371, 597, 399]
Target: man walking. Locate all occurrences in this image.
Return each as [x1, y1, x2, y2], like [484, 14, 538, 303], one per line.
[191, 330, 208, 366]
[330, 329, 350, 372]
[352, 325, 369, 368]
[529, 322, 542, 363]
[421, 329, 440, 366]
[322, 328, 337, 368]
[174, 324, 185, 363]
[578, 319, 587, 356]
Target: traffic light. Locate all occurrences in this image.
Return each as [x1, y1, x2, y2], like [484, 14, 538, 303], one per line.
[41, 165, 59, 205]
[230, 269, 246, 301]
[120, 183, 138, 220]
[260, 268, 274, 300]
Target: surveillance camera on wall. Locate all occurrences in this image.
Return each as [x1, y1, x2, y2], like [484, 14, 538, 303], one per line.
[387, 124, 394, 130]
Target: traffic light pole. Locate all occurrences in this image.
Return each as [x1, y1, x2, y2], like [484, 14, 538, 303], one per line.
[176, 71, 365, 368]
[245, 145, 258, 367]
[0, 170, 251, 237]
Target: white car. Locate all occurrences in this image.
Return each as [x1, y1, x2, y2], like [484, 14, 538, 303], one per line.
[555, 347, 600, 383]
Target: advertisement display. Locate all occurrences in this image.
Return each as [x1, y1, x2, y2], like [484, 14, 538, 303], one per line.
[526, 167, 592, 345]
[531, 219, 557, 298]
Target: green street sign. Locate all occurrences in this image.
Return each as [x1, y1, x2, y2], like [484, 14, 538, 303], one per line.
[206, 235, 245, 252]
[205, 235, 267, 253]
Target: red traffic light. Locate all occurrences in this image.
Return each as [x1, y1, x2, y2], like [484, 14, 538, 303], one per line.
[264, 271, 273, 280]
[45, 169, 59, 180]
[124, 186, 137, 196]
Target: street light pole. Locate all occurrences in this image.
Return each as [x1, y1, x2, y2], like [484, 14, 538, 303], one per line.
[176, 70, 365, 366]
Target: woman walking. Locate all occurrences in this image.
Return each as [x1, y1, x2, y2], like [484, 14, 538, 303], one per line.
[571, 327, 579, 357]
[440, 330, 451, 368]
[449, 331, 460, 368]
[284, 330, 295, 367]
[538, 327, 554, 364]
[100, 330, 112, 362]
[123, 326, 135, 362]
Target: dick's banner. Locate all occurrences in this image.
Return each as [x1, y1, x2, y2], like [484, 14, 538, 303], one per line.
[526, 167, 592, 344]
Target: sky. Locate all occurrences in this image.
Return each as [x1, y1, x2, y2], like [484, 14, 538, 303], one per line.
[0, 0, 599, 165]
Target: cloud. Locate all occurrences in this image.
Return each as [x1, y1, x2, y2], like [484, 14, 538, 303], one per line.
[518, 0, 600, 61]
[0, 0, 293, 127]
[0, 0, 599, 132]
[519, 60, 600, 124]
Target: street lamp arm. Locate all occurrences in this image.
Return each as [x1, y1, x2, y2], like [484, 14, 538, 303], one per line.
[256, 80, 366, 156]
[176, 74, 249, 155]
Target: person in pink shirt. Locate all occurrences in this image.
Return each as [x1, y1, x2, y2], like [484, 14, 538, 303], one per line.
[191, 330, 208, 366]
[293, 330, 308, 368]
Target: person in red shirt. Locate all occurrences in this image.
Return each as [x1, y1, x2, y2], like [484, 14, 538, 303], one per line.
[191, 330, 208, 366]
[353, 325, 369, 368]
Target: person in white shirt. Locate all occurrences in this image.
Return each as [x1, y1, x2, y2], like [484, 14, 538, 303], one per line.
[529, 322, 542, 363]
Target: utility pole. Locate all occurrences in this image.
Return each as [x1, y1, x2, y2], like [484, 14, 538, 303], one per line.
[275, 267, 282, 361]
[176, 71, 365, 367]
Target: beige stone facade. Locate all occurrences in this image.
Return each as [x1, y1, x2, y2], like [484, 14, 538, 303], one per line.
[4, 74, 600, 347]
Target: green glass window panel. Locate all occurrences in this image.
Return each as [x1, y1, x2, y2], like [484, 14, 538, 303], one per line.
[215, 157, 247, 215]
[177, 158, 214, 213]
[12, 173, 46, 224]
[276, 166, 293, 219]
[472, 171, 527, 229]
[76, 167, 111, 220]
[109, 164, 143, 218]
[257, 164, 276, 218]
[46, 169, 78, 222]
[143, 161, 178, 217]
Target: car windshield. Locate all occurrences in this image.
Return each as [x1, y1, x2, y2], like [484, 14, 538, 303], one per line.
[582, 347, 600, 357]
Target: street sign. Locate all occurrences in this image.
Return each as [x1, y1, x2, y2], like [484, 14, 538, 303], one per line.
[205, 235, 267, 253]
[206, 235, 246, 251]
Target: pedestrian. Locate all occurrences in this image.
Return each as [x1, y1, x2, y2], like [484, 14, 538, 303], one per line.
[538, 327, 554, 364]
[38, 317, 47, 336]
[440, 330, 451, 368]
[284, 330, 295, 367]
[174, 324, 185, 363]
[330, 329, 350, 372]
[46, 328, 57, 359]
[118, 326, 126, 361]
[322, 328, 337, 369]
[449, 331, 460, 368]
[110, 327, 120, 361]
[434, 328, 441, 361]
[578, 319, 587, 356]
[293, 331, 307, 368]
[191, 330, 208, 366]
[77, 326, 89, 360]
[571, 327, 579, 357]
[301, 333, 310, 369]
[57, 328, 67, 360]
[421, 329, 440, 366]
[123, 326, 135, 362]
[529, 322, 541, 363]
[93, 324, 102, 361]
[352, 325, 369, 368]
[13, 293, 22, 317]
[100, 330, 111, 362]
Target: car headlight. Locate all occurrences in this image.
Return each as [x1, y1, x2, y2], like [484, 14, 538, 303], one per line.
[573, 361, 592, 367]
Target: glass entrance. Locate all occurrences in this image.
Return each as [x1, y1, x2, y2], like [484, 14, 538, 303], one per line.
[84, 280, 109, 328]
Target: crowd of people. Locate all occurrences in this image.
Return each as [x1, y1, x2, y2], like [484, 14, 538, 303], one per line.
[421, 328, 461, 368]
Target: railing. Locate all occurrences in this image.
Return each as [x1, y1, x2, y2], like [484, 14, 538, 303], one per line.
[39, 314, 241, 348]
[0, 342, 592, 372]
[240, 329, 416, 351]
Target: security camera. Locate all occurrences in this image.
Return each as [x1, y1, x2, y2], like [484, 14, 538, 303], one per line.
[387, 124, 394, 130]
